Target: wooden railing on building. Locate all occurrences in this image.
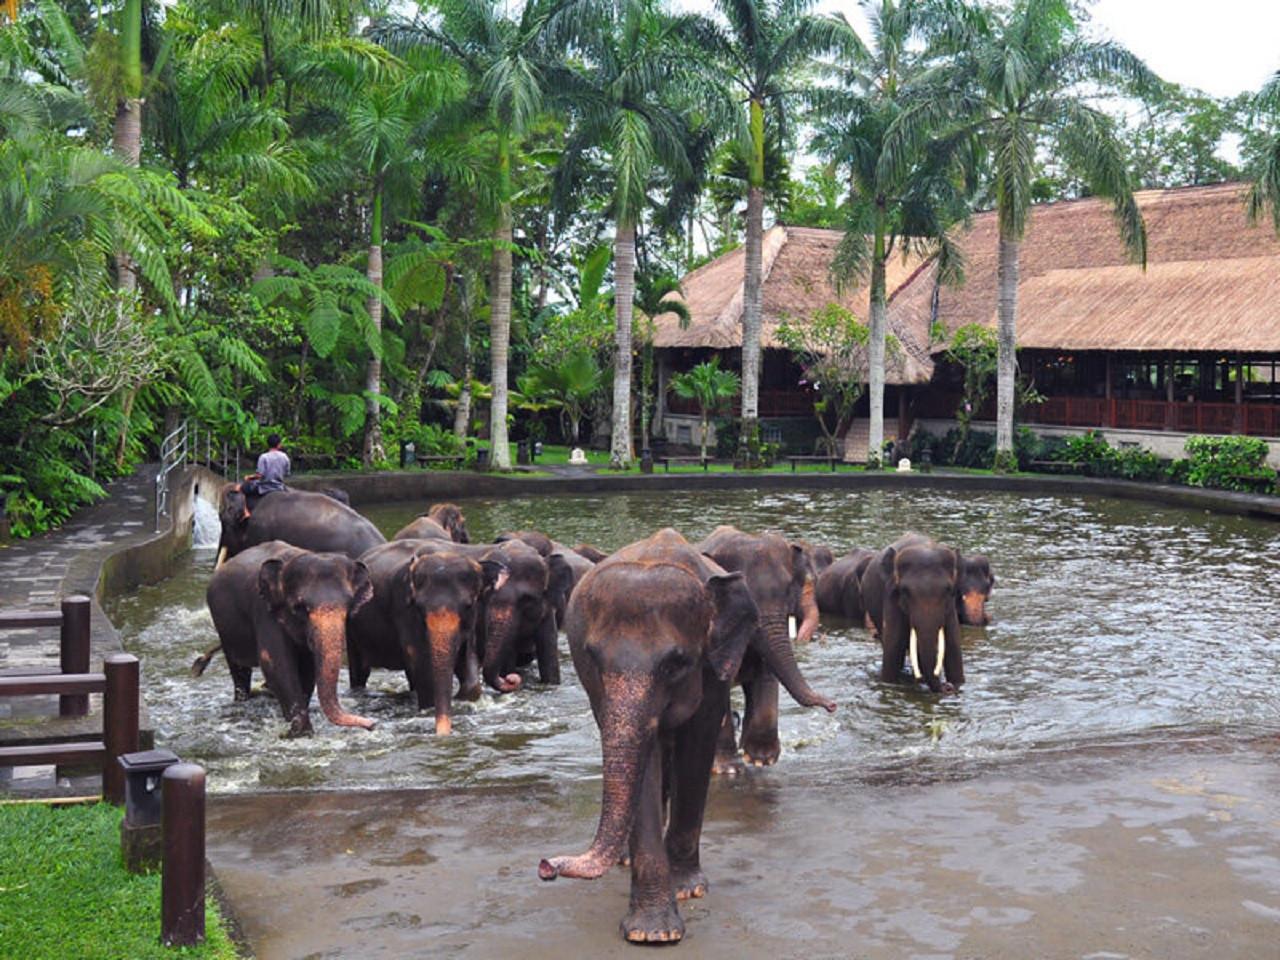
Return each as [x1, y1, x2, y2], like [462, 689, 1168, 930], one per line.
[1021, 398, 1280, 437]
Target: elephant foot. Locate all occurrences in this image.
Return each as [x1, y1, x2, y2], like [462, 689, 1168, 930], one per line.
[741, 735, 781, 767]
[454, 682, 482, 702]
[233, 689, 252, 703]
[671, 865, 708, 901]
[712, 752, 744, 777]
[621, 901, 684, 944]
[285, 716, 314, 738]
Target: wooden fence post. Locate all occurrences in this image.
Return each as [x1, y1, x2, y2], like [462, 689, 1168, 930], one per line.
[102, 654, 140, 806]
[161, 763, 206, 947]
[59, 596, 91, 717]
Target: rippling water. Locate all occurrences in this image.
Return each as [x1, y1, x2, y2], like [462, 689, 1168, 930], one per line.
[106, 488, 1280, 794]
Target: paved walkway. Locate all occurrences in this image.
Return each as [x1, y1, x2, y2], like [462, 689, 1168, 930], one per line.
[0, 465, 159, 794]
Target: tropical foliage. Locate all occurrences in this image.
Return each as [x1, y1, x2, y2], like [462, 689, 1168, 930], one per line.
[0, 0, 1274, 537]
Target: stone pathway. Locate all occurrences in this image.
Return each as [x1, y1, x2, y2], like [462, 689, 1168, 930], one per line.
[0, 465, 159, 794]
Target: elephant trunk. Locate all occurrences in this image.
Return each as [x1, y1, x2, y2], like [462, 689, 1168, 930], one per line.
[539, 675, 656, 881]
[426, 609, 463, 735]
[310, 607, 376, 730]
[959, 591, 989, 626]
[482, 605, 523, 693]
[794, 578, 820, 644]
[758, 612, 836, 712]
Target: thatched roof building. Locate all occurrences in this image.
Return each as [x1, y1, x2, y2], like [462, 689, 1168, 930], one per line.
[886, 182, 1280, 353]
[650, 225, 933, 383]
[655, 182, 1280, 442]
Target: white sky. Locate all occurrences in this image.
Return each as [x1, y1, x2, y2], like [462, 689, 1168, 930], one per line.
[826, 0, 1280, 99]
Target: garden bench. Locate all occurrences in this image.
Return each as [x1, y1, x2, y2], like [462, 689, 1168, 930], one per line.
[416, 454, 467, 470]
[787, 455, 840, 472]
[658, 456, 720, 472]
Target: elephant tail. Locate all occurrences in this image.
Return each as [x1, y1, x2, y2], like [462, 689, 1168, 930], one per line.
[191, 642, 222, 677]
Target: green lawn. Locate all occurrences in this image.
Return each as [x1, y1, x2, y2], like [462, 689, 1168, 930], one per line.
[0, 801, 240, 959]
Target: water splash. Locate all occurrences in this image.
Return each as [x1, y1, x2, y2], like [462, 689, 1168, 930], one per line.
[191, 494, 220, 548]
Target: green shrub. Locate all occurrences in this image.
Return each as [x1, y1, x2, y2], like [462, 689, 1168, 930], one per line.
[1184, 435, 1275, 492]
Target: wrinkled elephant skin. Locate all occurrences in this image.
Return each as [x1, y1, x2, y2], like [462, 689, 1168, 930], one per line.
[204, 541, 375, 736]
[860, 534, 965, 694]
[217, 487, 385, 564]
[349, 540, 507, 734]
[539, 529, 833, 944]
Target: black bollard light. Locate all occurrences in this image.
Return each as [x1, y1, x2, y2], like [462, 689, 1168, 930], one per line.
[119, 749, 181, 873]
[640, 448, 654, 474]
[921, 448, 933, 473]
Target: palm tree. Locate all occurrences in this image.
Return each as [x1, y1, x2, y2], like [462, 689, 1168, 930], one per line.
[369, 0, 568, 470]
[634, 269, 689, 447]
[696, 0, 854, 457]
[1247, 70, 1280, 232]
[810, 0, 969, 465]
[554, 0, 717, 469]
[669, 357, 740, 461]
[885, 0, 1153, 469]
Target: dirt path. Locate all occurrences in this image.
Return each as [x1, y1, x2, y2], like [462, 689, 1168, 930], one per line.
[206, 738, 1280, 960]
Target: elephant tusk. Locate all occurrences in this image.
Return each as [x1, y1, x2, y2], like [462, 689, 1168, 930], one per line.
[788, 615, 797, 640]
[215, 546, 228, 570]
[909, 628, 922, 680]
[935, 627, 946, 677]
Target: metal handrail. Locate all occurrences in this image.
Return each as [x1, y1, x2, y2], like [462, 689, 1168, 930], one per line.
[154, 420, 189, 531]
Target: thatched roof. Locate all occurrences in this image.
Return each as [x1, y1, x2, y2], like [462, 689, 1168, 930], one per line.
[650, 225, 933, 383]
[885, 182, 1280, 355]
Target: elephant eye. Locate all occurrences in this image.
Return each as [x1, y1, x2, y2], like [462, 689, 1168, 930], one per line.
[659, 652, 693, 679]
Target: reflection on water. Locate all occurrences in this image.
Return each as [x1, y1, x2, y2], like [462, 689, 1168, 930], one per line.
[107, 488, 1280, 794]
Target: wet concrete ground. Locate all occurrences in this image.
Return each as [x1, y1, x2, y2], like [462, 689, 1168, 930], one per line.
[207, 738, 1280, 960]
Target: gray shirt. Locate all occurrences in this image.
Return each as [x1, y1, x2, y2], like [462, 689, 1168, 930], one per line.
[256, 448, 291, 493]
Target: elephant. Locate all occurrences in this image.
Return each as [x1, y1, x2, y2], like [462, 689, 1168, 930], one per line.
[393, 503, 470, 543]
[957, 554, 995, 625]
[815, 548, 877, 624]
[859, 534, 964, 694]
[795, 540, 836, 575]
[216, 485, 385, 568]
[493, 530, 593, 628]
[573, 543, 610, 564]
[381, 538, 562, 693]
[202, 541, 376, 737]
[697, 525, 826, 770]
[538, 529, 836, 944]
[347, 540, 508, 734]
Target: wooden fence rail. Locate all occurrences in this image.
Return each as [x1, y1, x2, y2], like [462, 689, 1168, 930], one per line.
[0, 596, 92, 717]
[0, 653, 140, 804]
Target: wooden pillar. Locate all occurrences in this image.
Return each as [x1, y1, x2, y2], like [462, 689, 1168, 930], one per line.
[102, 653, 140, 806]
[162, 763, 207, 946]
[1235, 356, 1244, 433]
[897, 388, 909, 441]
[59, 596, 91, 717]
[654, 353, 668, 438]
[1104, 353, 1114, 427]
[1165, 354, 1175, 430]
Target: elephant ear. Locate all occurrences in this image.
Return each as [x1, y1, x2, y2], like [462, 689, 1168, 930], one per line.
[350, 560, 374, 614]
[790, 542, 814, 589]
[949, 548, 962, 588]
[546, 553, 575, 605]
[704, 571, 760, 683]
[880, 546, 898, 584]
[220, 485, 250, 529]
[404, 554, 422, 607]
[257, 557, 287, 614]
[479, 559, 510, 596]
